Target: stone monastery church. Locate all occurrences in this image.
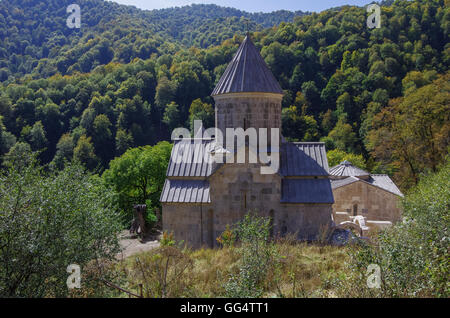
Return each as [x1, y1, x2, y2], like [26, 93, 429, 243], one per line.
[160, 34, 336, 248]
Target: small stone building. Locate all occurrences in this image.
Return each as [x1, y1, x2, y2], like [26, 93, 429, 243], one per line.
[330, 161, 403, 227]
[160, 35, 334, 248]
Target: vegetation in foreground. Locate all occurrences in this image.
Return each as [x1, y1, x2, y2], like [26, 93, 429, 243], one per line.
[107, 160, 450, 298]
[120, 234, 349, 298]
[331, 158, 449, 298]
[0, 153, 448, 298]
[0, 152, 122, 297]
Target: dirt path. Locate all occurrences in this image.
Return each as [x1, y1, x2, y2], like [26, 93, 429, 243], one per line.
[117, 230, 160, 260]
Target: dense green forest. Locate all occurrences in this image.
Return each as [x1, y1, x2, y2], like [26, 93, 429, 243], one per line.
[0, 0, 307, 81]
[0, 0, 448, 194]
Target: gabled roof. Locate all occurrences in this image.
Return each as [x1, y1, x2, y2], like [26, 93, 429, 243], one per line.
[329, 160, 370, 177]
[280, 142, 329, 176]
[211, 34, 283, 96]
[369, 175, 403, 197]
[281, 179, 334, 204]
[331, 175, 403, 197]
[163, 140, 334, 204]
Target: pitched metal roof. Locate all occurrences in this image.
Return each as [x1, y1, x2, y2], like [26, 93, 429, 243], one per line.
[164, 140, 334, 204]
[369, 175, 403, 197]
[211, 34, 283, 96]
[280, 142, 329, 176]
[330, 176, 359, 189]
[329, 161, 370, 177]
[331, 175, 403, 197]
[167, 141, 329, 178]
[166, 139, 221, 178]
[281, 179, 334, 204]
[160, 179, 211, 203]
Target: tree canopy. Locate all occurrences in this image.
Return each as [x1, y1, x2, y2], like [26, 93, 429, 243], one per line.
[0, 0, 448, 192]
[102, 141, 173, 222]
[0, 153, 122, 297]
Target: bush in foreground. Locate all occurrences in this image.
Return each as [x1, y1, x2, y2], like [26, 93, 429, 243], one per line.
[332, 160, 449, 297]
[0, 154, 123, 297]
[224, 213, 277, 298]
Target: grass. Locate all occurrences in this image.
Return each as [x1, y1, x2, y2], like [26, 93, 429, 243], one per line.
[117, 237, 350, 298]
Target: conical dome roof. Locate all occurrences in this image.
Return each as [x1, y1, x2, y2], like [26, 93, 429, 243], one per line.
[329, 161, 370, 178]
[211, 34, 283, 96]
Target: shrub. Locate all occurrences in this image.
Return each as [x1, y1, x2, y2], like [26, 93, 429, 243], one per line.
[0, 154, 122, 297]
[128, 246, 194, 298]
[334, 160, 449, 297]
[160, 231, 176, 247]
[216, 225, 236, 248]
[224, 212, 279, 298]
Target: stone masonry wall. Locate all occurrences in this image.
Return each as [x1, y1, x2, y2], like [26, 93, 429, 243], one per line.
[209, 163, 333, 244]
[214, 93, 282, 147]
[162, 203, 214, 249]
[162, 162, 333, 249]
[208, 163, 282, 247]
[332, 181, 402, 225]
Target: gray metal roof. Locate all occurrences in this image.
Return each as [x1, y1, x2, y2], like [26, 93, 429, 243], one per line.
[369, 175, 403, 196]
[211, 34, 283, 96]
[331, 175, 403, 197]
[166, 139, 221, 178]
[330, 176, 359, 189]
[160, 179, 211, 203]
[163, 140, 334, 205]
[280, 142, 329, 176]
[329, 161, 370, 177]
[167, 141, 329, 177]
[281, 179, 334, 204]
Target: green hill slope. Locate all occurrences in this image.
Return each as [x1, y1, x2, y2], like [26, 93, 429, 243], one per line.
[0, 0, 448, 191]
[0, 0, 307, 82]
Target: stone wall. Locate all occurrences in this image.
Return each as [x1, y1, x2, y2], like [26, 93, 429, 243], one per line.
[209, 162, 333, 243]
[162, 203, 215, 249]
[332, 181, 402, 225]
[163, 162, 333, 249]
[276, 204, 333, 240]
[213, 92, 282, 147]
[208, 162, 282, 247]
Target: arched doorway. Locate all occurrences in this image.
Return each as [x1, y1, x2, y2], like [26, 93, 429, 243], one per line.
[353, 204, 358, 216]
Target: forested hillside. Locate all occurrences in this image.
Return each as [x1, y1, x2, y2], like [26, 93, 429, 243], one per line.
[0, 0, 448, 190]
[0, 0, 307, 81]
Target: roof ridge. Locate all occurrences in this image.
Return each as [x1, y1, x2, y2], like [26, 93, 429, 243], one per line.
[211, 35, 283, 96]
